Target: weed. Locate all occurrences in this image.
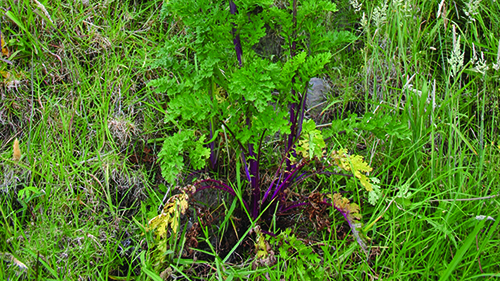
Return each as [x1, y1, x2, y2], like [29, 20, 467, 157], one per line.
[0, 0, 499, 279]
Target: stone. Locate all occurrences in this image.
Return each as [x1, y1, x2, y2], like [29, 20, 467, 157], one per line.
[306, 78, 330, 117]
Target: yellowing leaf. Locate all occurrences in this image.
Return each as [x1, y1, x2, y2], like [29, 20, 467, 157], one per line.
[296, 120, 326, 160]
[297, 139, 310, 158]
[148, 213, 170, 238]
[329, 193, 348, 210]
[348, 155, 372, 173]
[358, 173, 372, 192]
[1, 71, 10, 79]
[253, 226, 271, 259]
[1, 34, 9, 57]
[328, 193, 362, 221]
[148, 192, 189, 239]
[331, 149, 373, 192]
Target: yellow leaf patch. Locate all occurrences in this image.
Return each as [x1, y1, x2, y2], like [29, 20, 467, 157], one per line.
[148, 192, 189, 239]
[1, 34, 9, 57]
[331, 149, 373, 192]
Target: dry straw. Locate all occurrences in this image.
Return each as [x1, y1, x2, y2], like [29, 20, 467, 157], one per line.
[13, 138, 21, 161]
[33, 0, 54, 25]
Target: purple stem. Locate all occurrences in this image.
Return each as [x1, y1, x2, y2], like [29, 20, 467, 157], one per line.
[319, 198, 356, 230]
[286, 169, 355, 193]
[271, 160, 309, 200]
[195, 179, 236, 195]
[256, 129, 267, 175]
[248, 143, 260, 219]
[194, 179, 250, 211]
[292, 0, 297, 54]
[296, 83, 309, 138]
[262, 143, 296, 203]
[221, 122, 248, 154]
[330, 203, 368, 254]
[280, 202, 309, 213]
[221, 122, 251, 183]
[254, 128, 267, 211]
[261, 229, 277, 237]
[287, 101, 297, 149]
[209, 122, 216, 169]
[294, 172, 307, 182]
[286, 0, 299, 170]
[229, 1, 242, 67]
[240, 151, 252, 183]
[262, 171, 282, 203]
[246, 118, 260, 219]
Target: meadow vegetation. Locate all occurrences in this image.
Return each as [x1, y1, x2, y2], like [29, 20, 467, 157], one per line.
[1, 0, 499, 280]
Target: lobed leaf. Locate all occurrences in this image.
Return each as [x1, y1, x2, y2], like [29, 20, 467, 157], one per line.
[158, 131, 210, 185]
[332, 149, 373, 192]
[296, 120, 326, 160]
[328, 193, 368, 255]
[148, 192, 189, 239]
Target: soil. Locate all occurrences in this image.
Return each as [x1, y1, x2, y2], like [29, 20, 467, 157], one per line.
[174, 186, 355, 279]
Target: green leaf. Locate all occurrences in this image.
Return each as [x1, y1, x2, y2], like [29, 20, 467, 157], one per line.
[297, 120, 325, 160]
[157, 131, 191, 185]
[166, 91, 214, 123]
[368, 183, 381, 206]
[279, 52, 307, 92]
[158, 131, 211, 185]
[228, 58, 280, 112]
[190, 135, 211, 169]
[299, 52, 332, 79]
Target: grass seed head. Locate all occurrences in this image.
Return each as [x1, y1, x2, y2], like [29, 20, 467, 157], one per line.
[463, 0, 482, 22]
[448, 26, 464, 78]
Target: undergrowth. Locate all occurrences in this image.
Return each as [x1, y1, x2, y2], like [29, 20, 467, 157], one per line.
[0, 0, 499, 280]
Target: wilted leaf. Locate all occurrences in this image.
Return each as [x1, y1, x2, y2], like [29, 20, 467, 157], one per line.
[1, 33, 9, 57]
[252, 226, 276, 269]
[148, 192, 189, 239]
[328, 193, 368, 255]
[331, 149, 373, 192]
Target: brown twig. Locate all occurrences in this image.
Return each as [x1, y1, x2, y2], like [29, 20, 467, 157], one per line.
[428, 194, 499, 203]
[476, 234, 483, 273]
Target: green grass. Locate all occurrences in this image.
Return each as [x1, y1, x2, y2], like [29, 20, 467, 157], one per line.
[1, 0, 499, 280]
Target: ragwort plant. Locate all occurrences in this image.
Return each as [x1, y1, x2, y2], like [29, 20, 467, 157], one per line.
[148, 0, 377, 261]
